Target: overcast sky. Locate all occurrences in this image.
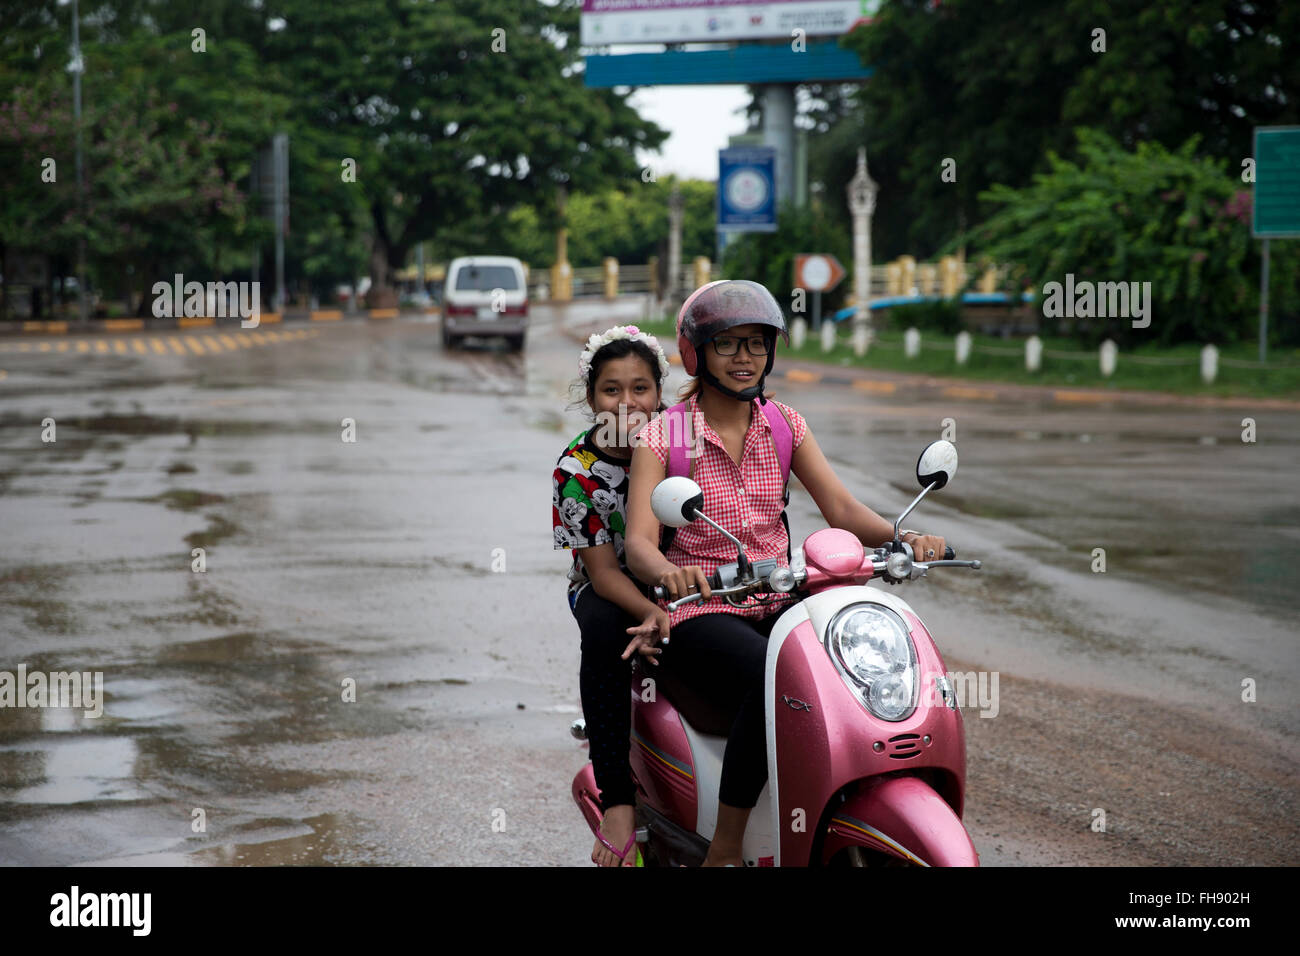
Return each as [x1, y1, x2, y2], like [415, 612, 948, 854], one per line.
[627, 85, 754, 182]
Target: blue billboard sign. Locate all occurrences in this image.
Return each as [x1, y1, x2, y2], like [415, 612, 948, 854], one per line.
[718, 147, 777, 232]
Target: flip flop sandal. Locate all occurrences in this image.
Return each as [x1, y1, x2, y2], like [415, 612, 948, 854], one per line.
[595, 832, 642, 868]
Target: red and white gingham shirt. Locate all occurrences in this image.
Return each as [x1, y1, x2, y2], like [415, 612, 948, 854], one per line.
[636, 393, 807, 628]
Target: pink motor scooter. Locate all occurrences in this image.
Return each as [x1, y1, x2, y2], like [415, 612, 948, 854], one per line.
[570, 440, 983, 866]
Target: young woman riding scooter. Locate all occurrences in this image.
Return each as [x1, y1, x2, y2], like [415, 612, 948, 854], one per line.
[625, 280, 948, 867]
[553, 325, 673, 866]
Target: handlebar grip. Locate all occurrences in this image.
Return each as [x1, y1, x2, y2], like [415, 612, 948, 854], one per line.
[653, 569, 720, 603]
[944, 546, 955, 560]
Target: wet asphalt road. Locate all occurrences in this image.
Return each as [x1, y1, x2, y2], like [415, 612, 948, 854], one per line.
[0, 303, 1296, 866]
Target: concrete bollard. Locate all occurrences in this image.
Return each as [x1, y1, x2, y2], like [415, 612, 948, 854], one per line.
[898, 255, 916, 298]
[1026, 335, 1042, 372]
[904, 327, 921, 358]
[853, 323, 870, 357]
[821, 319, 836, 353]
[977, 266, 998, 294]
[694, 257, 711, 290]
[603, 258, 619, 300]
[886, 261, 903, 296]
[955, 330, 972, 365]
[1099, 339, 1117, 377]
[940, 256, 964, 298]
[791, 317, 807, 350]
[1200, 344, 1218, 384]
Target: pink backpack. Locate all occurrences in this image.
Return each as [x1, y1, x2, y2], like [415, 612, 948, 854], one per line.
[658, 399, 795, 558]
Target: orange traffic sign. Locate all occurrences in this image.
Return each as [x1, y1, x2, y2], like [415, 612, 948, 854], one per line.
[795, 254, 846, 293]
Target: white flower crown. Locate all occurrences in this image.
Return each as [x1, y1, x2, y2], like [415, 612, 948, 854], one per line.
[578, 324, 671, 382]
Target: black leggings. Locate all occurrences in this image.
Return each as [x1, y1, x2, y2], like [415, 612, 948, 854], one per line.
[659, 612, 782, 810]
[571, 585, 638, 811]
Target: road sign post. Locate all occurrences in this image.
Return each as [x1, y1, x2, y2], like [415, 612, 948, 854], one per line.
[1252, 127, 1300, 362]
[795, 254, 846, 332]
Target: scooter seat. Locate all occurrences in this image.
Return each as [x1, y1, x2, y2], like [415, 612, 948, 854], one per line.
[644, 662, 736, 738]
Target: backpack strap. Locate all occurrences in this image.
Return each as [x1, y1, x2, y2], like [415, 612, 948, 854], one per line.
[760, 400, 794, 490]
[664, 401, 693, 481]
[762, 401, 796, 563]
[658, 401, 694, 559]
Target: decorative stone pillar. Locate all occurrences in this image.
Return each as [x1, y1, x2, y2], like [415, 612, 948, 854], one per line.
[846, 147, 878, 356]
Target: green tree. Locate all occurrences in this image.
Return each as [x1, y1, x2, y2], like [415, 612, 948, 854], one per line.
[259, 0, 668, 304]
[974, 129, 1300, 346]
[826, 0, 1299, 259]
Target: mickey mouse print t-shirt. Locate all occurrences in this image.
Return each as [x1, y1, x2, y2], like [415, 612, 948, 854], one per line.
[552, 430, 632, 599]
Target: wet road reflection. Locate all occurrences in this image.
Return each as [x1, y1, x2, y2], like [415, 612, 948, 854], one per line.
[1, 303, 1296, 866]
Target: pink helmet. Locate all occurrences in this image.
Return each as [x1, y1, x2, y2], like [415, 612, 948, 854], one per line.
[675, 279, 789, 377]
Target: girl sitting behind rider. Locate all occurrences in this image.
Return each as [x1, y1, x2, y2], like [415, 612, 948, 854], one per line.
[552, 325, 672, 867]
[625, 280, 946, 867]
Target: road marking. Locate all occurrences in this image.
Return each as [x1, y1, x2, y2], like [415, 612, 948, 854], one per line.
[167, 337, 186, 354]
[76, 340, 89, 353]
[250, 332, 268, 345]
[942, 386, 999, 401]
[56, 341, 69, 352]
[785, 369, 822, 384]
[265, 331, 282, 343]
[185, 337, 206, 354]
[852, 379, 897, 394]
[114, 340, 127, 353]
[219, 334, 239, 349]
[1053, 390, 1109, 404]
[95, 340, 108, 353]
[151, 338, 167, 354]
[132, 339, 147, 354]
[39, 342, 52, 352]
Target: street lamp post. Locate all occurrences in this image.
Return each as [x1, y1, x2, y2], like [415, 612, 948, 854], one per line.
[66, 0, 87, 323]
[847, 147, 878, 357]
[667, 184, 685, 309]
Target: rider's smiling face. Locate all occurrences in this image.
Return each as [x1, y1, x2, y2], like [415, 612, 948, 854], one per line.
[704, 323, 768, 391]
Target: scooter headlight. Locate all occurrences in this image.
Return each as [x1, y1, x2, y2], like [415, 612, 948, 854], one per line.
[827, 604, 917, 721]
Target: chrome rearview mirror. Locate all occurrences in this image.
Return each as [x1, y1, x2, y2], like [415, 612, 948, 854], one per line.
[916, 440, 958, 491]
[651, 476, 704, 528]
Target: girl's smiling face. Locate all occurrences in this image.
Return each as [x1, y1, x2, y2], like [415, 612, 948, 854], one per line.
[703, 322, 768, 392]
[589, 353, 661, 453]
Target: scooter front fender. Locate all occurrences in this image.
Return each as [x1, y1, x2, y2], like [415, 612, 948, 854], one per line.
[823, 775, 979, 867]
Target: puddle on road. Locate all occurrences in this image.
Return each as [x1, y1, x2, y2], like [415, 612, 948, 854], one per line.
[184, 515, 240, 549]
[149, 489, 226, 511]
[0, 565, 78, 635]
[0, 735, 146, 805]
[185, 813, 378, 866]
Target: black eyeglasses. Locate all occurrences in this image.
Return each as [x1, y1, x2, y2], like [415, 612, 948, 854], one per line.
[712, 334, 771, 357]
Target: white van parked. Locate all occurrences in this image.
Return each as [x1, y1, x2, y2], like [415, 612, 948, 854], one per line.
[441, 256, 529, 351]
